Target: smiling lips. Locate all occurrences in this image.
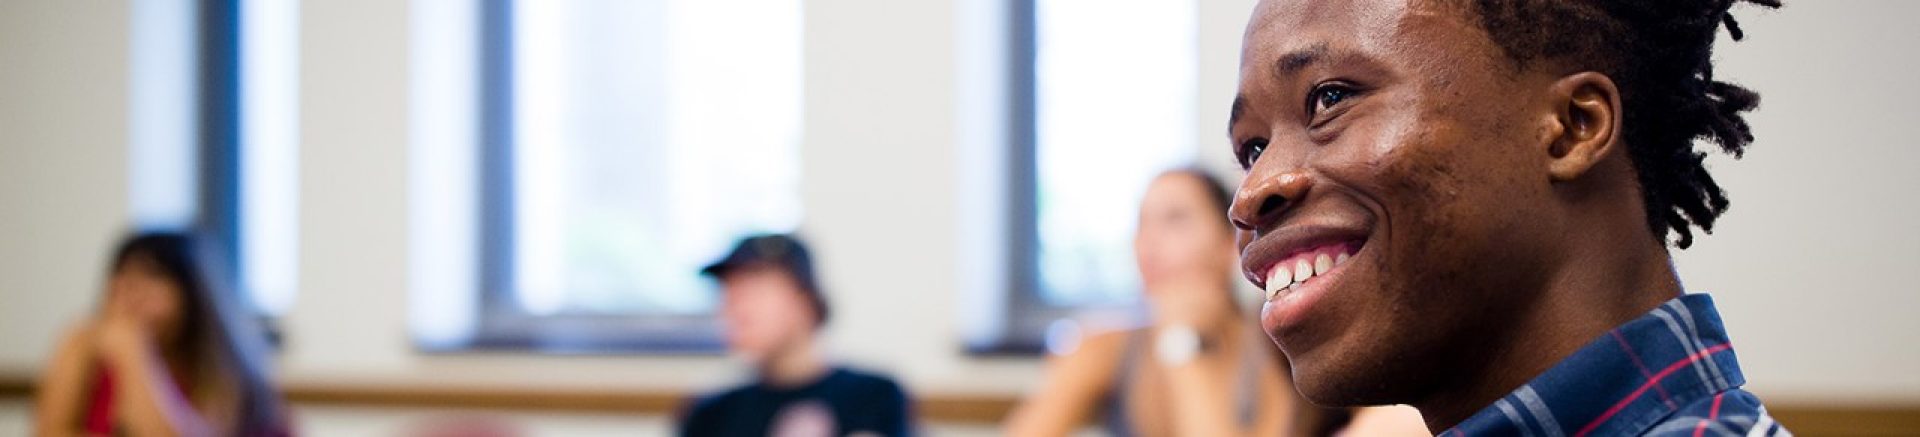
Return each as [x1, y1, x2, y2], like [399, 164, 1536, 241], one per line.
[1263, 241, 1362, 301]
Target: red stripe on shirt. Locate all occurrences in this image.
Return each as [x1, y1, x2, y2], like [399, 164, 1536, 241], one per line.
[1575, 342, 1734, 437]
[1612, 330, 1676, 408]
[1690, 393, 1727, 437]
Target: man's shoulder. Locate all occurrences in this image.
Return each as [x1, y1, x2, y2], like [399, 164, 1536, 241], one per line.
[1640, 389, 1791, 437]
[685, 383, 761, 417]
[826, 367, 908, 397]
[821, 367, 913, 435]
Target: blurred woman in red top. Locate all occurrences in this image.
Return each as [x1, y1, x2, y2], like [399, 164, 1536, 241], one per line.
[35, 232, 291, 436]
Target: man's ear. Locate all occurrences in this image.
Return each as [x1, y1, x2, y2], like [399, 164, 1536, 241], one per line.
[1546, 72, 1623, 182]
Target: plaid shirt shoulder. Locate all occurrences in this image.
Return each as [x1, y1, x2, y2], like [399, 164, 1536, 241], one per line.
[1444, 294, 1792, 437]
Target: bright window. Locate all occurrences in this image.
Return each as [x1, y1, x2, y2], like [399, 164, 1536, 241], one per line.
[128, 0, 300, 318]
[509, 0, 804, 316]
[968, 0, 1201, 353]
[1032, 0, 1199, 307]
[410, 0, 805, 351]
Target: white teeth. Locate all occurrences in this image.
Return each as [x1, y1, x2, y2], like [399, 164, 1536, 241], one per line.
[1265, 265, 1291, 300]
[1267, 249, 1358, 300]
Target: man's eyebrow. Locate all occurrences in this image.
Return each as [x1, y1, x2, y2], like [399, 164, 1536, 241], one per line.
[1274, 43, 1331, 78]
[1228, 95, 1248, 134]
[1230, 43, 1332, 132]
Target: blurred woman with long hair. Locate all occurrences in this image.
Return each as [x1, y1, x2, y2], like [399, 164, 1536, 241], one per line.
[35, 232, 290, 436]
[1006, 168, 1424, 436]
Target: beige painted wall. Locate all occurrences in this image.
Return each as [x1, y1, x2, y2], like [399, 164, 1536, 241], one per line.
[0, 0, 132, 371]
[1667, 2, 1920, 403]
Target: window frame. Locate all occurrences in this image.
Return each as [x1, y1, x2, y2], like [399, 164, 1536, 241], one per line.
[134, 0, 292, 345]
[972, 0, 1198, 355]
[449, 0, 741, 353]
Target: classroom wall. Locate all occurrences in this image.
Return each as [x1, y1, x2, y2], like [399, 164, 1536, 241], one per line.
[1667, 2, 1920, 403]
[0, 0, 132, 369]
[2, 1, 1919, 434]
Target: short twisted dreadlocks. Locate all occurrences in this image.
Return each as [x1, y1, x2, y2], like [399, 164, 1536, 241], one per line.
[1466, 0, 1782, 248]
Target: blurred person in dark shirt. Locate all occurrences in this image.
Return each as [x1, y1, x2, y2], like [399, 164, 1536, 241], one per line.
[679, 234, 913, 437]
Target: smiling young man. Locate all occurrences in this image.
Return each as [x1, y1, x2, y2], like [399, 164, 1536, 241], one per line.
[1225, 0, 1787, 435]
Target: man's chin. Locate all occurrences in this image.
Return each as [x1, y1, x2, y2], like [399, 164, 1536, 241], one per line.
[1289, 349, 1414, 408]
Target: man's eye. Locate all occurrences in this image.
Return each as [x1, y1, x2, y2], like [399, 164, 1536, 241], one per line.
[1238, 138, 1269, 170]
[1307, 84, 1356, 118]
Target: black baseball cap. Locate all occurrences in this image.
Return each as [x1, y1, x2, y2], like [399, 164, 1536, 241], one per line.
[700, 234, 830, 326]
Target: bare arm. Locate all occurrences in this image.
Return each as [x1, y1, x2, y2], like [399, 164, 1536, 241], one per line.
[1162, 324, 1304, 437]
[1246, 340, 1297, 437]
[34, 324, 98, 437]
[1160, 346, 1252, 437]
[1004, 331, 1127, 437]
[1341, 406, 1431, 436]
[94, 317, 216, 437]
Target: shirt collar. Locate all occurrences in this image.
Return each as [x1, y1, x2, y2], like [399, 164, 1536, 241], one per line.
[1444, 293, 1747, 437]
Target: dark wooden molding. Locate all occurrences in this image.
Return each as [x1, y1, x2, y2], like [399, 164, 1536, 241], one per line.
[0, 375, 27, 399]
[4, 374, 1916, 434]
[1764, 406, 1920, 437]
[0, 373, 1015, 423]
[283, 383, 687, 414]
[280, 383, 1020, 424]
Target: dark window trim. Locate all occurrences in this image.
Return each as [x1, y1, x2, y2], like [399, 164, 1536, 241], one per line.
[198, 0, 241, 283]
[976, 0, 1047, 355]
[195, 0, 285, 347]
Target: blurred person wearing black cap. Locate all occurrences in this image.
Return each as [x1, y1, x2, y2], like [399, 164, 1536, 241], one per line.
[678, 234, 914, 437]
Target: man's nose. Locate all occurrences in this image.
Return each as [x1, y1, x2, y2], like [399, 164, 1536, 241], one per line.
[1230, 170, 1313, 231]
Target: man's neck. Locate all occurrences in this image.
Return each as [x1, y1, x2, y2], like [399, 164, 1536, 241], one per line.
[1415, 225, 1686, 431]
[760, 336, 830, 388]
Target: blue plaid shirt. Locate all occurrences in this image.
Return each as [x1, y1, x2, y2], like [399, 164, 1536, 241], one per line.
[1444, 294, 1791, 437]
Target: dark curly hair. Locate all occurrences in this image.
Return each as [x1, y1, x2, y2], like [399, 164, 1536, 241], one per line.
[1464, 0, 1781, 248]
